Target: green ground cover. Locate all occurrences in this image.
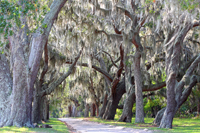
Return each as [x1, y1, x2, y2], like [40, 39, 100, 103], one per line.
[0, 118, 68, 133]
[87, 117, 200, 133]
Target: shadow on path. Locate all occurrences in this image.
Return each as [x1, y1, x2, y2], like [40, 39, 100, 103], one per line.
[58, 118, 155, 133]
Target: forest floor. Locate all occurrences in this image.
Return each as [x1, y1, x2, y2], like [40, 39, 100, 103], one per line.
[58, 118, 157, 133]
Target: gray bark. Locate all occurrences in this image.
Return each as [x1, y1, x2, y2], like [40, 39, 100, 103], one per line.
[118, 89, 135, 122]
[153, 107, 166, 125]
[134, 50, 144, 123]
[0, 0, 67, 127]
[160, 23, 199, 128]
[32, 93, 42, 124]
[84, 104, 90, 117]
[99, 92, 108, 118]
[0, 54, 12, 126]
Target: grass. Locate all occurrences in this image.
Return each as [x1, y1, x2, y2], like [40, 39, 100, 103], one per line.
[85, 117, 200, 133]
[0, 118, 69, 133]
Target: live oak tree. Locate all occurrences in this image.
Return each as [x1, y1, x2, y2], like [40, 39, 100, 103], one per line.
[152, 0, 200, 128]
[1, 0, 200, 129]
[0, 0, 68, 127]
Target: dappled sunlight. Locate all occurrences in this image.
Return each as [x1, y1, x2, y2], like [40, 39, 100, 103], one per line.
[87, 117, 200, 133]
[0, 118, 68, 133]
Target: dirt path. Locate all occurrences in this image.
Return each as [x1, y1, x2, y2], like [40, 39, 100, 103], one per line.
[58, 118, 156, 133]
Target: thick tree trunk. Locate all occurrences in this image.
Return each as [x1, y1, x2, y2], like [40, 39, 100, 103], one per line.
[99, 93, 108, 118]
[118, 90, 135, 122]
[90, 103, 96, 117]
[4, 35, 33, 127]
[95, 103, 99, 116]
[84, 104, 90, 117]
[159, 24, 194, 128]
[134, 50, 144, 123]
[47, 102, 50, 120]
[0, 54, 12, 126]
[42, 96, 48, 122]
[155, 75, 198, 126]
[68, 105, 72, 117]
[72, 105, 76, 117]
[32, 94, 42, 123]
[103, 80, 125, 120]
[153, 107, 166, 126]
[0, 0, 67, 127]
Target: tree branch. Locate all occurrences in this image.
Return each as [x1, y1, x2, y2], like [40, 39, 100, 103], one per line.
[65, 61, 113, 82]
[41, 47, 83, 97]
[39, 41, 49, 84]
[116, 5, 133, 20]
[142, 82, 166, 92]
[111, 44, 124, 98]
[102, 50, 118, 68]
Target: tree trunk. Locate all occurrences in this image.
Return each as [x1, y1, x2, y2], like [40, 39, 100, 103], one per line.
[42, 96, 48, 122]
[0, 54, 12, 126]
[84, 104, 90, 117]
[32, 94, 42, 123]
[90, 103, 96, 117]
[155, 74, 198, 126]
[153, 107, 166, 126]
[95, 103, 99, 116]
[197, 98, 200, 116]
[134, 50, 144, 123]
[159, 24, 194, 128]
[99, 93, 108, 118]
[68, 105, 72, 117]
[0, 0, 67, 127]
[118, 89, 135, 122]
[4, 35, 33, 127]
[103, 79, 125, 120]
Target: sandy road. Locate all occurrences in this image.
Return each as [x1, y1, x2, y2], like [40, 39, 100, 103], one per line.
[58, 118, 156, 133]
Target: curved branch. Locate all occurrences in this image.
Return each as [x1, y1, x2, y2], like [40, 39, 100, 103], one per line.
[65, 61, 113, 82]
[102, 50, 118, 68]
[41, 47, 83, 97]
[142, 82, 166, 92]
[111, 44, 124, 98]
[179, 75, 197, 106]
[108, 57, 121, 72]
[116, 5, 133, 20]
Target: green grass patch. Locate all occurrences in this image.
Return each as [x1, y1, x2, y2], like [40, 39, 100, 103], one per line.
[0, 118, 69, 133]
[86, 117, 200, 133]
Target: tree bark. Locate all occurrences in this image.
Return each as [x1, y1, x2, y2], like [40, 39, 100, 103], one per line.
[0, 54, 12, 126]
[103, 79, 125, 120]
[99, 92, 108, 118]
[159, 24, 195, 128]
[0, 0, 67, 127]
[153, 107, 166, 126]
[118, 89, 135, 122]
[155, 75, 198, 126]
[95, 103, 99, 117]
[5, 33, 33, 127]
[84, 104, 90, 117]
[197, 98, 200, 116]
[90, 103, 96, 117]
[134, 50, 144, 123]
[68, 105, 72, 117]
[32, 94, 42, 124]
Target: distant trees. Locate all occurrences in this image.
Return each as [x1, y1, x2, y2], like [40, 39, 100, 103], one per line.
[1, 0, 200, 129]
